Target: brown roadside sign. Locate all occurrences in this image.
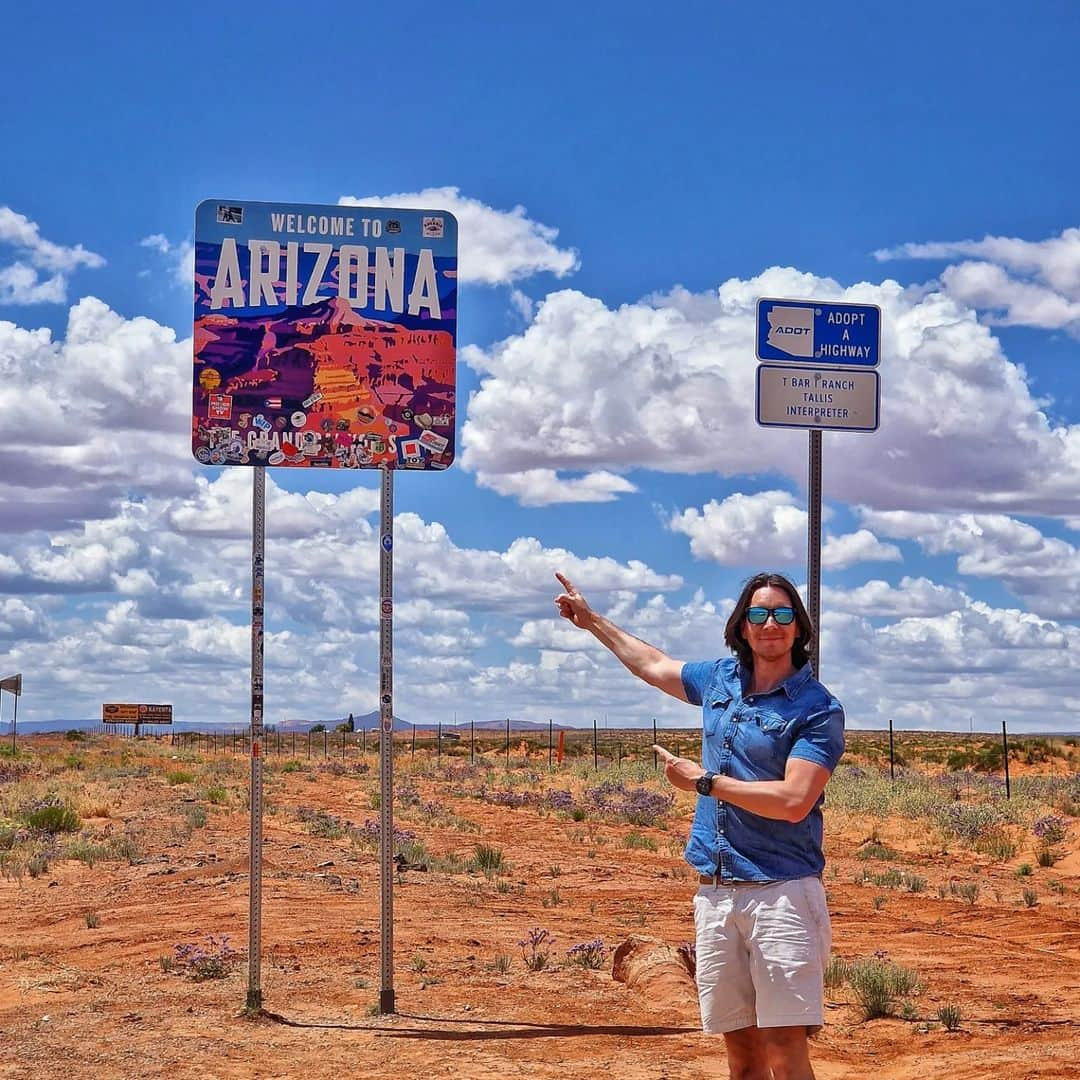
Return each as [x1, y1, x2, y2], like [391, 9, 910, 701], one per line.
[0, 674, 21, 695]
[102, 703, 173, 724]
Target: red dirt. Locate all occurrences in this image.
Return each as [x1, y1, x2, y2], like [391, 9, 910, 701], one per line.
[1, 738, 1078, 1079]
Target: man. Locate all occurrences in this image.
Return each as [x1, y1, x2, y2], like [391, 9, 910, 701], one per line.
[555, 570, 844, 1080]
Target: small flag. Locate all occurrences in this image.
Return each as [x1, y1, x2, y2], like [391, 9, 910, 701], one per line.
[264, 397, 283, 410]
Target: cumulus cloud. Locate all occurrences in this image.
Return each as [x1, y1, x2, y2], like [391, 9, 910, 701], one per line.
[338, 187, 579, 285]
[857, 508, 1080, 618]
[0, 297, 192, 531]
[0, 466, 684, 724]
[823, 576, 969, 618]
[481, 468, 637, 505]
[874, 226, 1080, 335]
[666, 490, 899, 569]
[0, 206, 104, 305]
[460, 270, 1080, 513]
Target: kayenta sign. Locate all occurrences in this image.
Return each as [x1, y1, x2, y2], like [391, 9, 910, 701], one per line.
[102, 703, 173, 724]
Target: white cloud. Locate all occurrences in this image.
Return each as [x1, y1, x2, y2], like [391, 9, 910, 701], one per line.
[139, 233, 171, 255]
[460, 270, 1080, 513]
[509, 288, 535, 322]
[0, 297, 193, 531]
[667, 490, 899, 569]
[857, 508, 1080, 618]
[0, 206, 104, 305]
[822, 600, 1080, 731]
[821, 529, 901, 569]
[139, 233, 195, 288]
[873, 226, 1080, 335]
[338, 187, 579, 285]
[0, 264, 67, 304]
[823, 576, 969, 618]
[0, 465, 684, 724]
[481, 468, 638, 505]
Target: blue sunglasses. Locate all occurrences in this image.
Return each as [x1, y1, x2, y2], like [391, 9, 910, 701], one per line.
[746, 606, 796, 625]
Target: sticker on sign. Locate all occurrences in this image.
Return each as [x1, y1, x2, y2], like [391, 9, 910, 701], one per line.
[756, 298, 881, 368]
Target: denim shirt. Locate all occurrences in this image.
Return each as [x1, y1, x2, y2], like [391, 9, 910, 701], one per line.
[681, 657, 845, 882]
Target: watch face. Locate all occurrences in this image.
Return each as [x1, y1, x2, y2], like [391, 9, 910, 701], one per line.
[696, 773, 713, 795]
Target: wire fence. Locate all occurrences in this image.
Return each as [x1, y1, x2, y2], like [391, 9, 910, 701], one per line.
[162, 720, 698, 772]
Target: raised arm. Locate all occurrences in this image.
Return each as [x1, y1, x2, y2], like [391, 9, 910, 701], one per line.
[554, 572, 688, 702]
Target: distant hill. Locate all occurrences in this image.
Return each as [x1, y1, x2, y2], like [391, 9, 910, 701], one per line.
[5, 712, 578, 735]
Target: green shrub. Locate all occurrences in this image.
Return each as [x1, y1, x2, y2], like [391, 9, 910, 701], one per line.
[622, 830, 657, 851]
[1037, 845, 1059, 868]
[22, 800, 81, 835]
[824, 954, 850, 990]
[473, 843, 507, 874]
[65, 839, 111, 867]
[166, 770, 196, 785]
[949, 880, 980, 904]
[856, 841, 901, 861]
[938, 1003, 963, 1031]
[846, 956, 921, 1020]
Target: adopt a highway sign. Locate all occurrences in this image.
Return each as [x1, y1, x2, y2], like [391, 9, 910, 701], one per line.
[756, 365, 879, 432]
[757, 298, 880, 368]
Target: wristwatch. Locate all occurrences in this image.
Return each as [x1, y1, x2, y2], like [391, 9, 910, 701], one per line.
[695, 771, 716, 796]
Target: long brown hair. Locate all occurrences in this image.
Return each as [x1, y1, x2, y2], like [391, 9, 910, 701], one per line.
[723, 571, 814, 670]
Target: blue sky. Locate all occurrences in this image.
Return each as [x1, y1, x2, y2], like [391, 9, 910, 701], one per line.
[2, 2, 1079, 731]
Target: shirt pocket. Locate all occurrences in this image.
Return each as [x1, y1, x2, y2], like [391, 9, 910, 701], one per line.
[752, 708, 792, 735]
[704, 691, 732, 736]
[744, 708, 796, 772]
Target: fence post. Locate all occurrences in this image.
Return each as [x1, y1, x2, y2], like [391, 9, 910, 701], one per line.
[438, 722, 442, 763]
[411, 724, 416, 760]
[889, 715, 896, 781]
[548, 719, 553, 769]
[1002, 721, 1011, 799]
[363, 727, 367, 755]
[593, 716, 598, 770]
[323, 729, 328, 759]
[505, 717, 510, 769]
[470, 717, 474, 764]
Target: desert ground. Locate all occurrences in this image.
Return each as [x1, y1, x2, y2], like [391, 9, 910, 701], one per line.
[1, 728, 1078, 1079]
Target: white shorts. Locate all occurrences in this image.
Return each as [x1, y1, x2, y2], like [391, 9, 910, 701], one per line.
[692, 876, 831, 1035]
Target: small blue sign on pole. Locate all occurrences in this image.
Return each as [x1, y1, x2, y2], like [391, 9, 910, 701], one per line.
[756, 298, 881, 368]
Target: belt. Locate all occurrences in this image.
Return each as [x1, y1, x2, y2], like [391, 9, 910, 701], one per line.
[699, 875, 779, 886]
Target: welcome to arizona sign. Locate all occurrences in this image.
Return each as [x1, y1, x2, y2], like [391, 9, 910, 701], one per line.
[191, 199, 458, 471]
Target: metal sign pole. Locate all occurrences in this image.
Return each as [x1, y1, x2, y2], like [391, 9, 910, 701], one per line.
[1002, 721, 1011, 800]
[378, 466, 396, 1015]
[807, 429, 823, 680]
[246, 466, 266, 1013]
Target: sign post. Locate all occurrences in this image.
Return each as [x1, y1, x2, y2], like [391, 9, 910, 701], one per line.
[192, 199, 458, 1015]
[247, 465, 266, 1013]
[1, 674, 21, 752]
[379, 466, 395, 1014]
[755, 297, 882, 680]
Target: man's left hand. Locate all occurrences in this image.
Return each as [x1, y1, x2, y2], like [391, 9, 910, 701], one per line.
[652, 743, 704, 792]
